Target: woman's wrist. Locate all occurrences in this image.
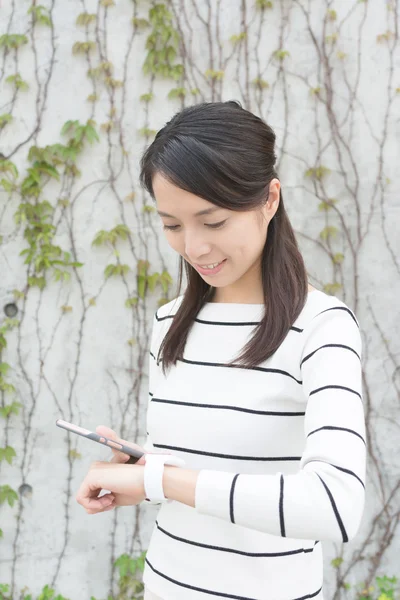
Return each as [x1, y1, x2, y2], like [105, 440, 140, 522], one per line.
[162, 466, 199, 507]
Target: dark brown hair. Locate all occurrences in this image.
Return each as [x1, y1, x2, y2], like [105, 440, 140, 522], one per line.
[139, 100, 308, 371]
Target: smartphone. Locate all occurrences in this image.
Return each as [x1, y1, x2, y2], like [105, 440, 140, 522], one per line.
[56, 419, 144, 464]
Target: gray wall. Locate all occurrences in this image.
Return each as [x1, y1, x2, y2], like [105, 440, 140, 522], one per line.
[0, 0, 399, 598]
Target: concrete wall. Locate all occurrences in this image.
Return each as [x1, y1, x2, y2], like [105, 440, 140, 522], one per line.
[0, 0, 399, 598]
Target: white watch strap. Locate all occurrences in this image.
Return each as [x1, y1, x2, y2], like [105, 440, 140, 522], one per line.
[144, 453, 185, 503]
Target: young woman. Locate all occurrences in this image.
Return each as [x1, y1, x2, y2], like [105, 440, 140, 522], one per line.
[76, 101, 366, 600]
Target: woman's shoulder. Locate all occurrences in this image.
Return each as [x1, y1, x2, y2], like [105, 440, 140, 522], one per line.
[154, 295, 184, 322]
[293, 289, 360, 333]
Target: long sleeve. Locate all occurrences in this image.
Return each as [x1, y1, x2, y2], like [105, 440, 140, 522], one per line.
[144, 315, 160, 454]
[143, 314, 163, 505]
[195, 307, 366, 542]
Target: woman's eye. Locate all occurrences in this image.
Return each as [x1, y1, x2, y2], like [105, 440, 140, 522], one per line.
[163, 220, 226, 231]
[206, 220, 226, 229]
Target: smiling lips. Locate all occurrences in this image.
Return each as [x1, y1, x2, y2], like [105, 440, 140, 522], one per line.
[199, 261, 223, 269]
[194, 259, 227, 276]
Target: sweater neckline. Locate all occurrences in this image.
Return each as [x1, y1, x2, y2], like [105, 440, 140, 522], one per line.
[203, 289, 322, 307]
[197, 289, 324, 320]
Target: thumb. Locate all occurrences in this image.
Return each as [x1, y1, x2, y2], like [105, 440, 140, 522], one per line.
[96, 425, 145, 464]
[96, 425, 117, 440]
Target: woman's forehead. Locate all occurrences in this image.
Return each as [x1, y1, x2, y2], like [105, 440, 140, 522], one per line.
[153, 173, 224, 218]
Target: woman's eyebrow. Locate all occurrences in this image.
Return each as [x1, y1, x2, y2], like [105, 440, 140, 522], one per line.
[157, 207, 222, 218]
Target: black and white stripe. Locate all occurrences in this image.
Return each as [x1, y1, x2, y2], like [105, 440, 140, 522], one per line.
[144, 293, 365, 599]
[145, 559, 323, 600]
[154, 520, 319, 557]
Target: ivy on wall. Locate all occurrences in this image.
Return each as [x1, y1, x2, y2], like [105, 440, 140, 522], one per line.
[0, 1, 399, 599]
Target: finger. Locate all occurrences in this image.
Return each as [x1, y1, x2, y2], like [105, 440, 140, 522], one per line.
[96, 425, 145, 465]
[96, 425, 129, 463]
[87, 503, 116, 515]
[76, 480, 115, 512]
[96, 425, 117, 439]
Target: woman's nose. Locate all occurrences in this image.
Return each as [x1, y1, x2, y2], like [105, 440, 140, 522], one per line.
[184, 233, 212, 262]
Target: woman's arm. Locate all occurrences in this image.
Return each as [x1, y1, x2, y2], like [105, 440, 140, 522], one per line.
[163, 465, 199, 507]
[164, 308, 366, 543]
[77, 305, 366, 541]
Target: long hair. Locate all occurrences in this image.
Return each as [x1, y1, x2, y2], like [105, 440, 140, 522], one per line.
[139, 100, 308, 371]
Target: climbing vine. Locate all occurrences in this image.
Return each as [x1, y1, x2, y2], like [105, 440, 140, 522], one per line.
[0, 1, 399, 599]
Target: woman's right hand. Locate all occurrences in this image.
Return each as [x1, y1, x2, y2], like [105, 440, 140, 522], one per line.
[96, 425, 147, 466]
[77, 424, 148, 515]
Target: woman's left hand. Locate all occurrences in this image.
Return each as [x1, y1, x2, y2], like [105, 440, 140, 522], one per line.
[76, 461, 146, 515]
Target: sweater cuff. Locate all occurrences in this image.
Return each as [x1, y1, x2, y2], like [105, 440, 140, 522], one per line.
[195, 470, 236, 521]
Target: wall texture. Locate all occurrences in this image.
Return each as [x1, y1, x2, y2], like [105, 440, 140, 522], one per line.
[0, 0, 399, 598]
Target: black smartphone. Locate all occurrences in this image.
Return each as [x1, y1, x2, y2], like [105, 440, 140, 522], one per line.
[56, 419, 144, 464]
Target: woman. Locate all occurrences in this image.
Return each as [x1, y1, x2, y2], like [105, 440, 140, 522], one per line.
[76, 101, 366, 600]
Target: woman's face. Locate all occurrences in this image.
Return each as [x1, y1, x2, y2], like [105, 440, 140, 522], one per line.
[153, 173, 280, 302]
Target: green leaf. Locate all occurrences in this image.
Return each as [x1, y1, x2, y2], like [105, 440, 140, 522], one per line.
[0, 446, 16, 465]
[0, 401, 22, 418]
[35, 161, 60, 180]
[323, 282, 342, 295]
[112, 224, 130, 240]
[320, 226, 338, 241]
[273, 49, 290, 61]
[92, 230, 108, 246]
[137, 259, 150, 277]
[61, 120, 77, 136]
[0, 381, 16, 394]
[104, 264, 116, 278]
[0, 34, 28, 49]
[318, 198, 337, 211]
[256, 0, 273, 8]
[0, 113, 13, 126]
[230, 32, 247, 44]
[0, 363, 11, 375]
[37, 584, 55, 600]
[132, 17, 150, 29]
[69, 449, 82, 460]
[5, 446, 16, 465]
[125, 296, 138, 308]
[332, 253, 344, 265]
[137, 551, 146, 571]
[6, 73, 29, 91]
[137, 275, 146, 299]
[342, 582, 351, 590]
[1, 178, 14, 192]
[76, 12, 97, 26]
[28, 275, 46, 289]
[114, 553, 130, 578]
[85, 123, 100, 143]
[0, 159, 18, 178]
[140, 92, 153, 102]
[147, 273, 159, 292]
[305, 166, 331, 180]
[331, 557, 344, 568]
[160, 270, 172, 294]
[118, 264, 130, 277]
[28, 5, 52, 27]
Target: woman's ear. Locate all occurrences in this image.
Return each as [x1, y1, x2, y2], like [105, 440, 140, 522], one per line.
[263, 178, 280, 221]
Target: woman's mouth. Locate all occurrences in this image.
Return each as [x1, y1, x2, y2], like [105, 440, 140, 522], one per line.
[194, 259, 227, 276]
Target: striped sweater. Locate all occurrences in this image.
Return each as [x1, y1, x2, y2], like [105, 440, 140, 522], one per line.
[142, 290, 366, 600]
